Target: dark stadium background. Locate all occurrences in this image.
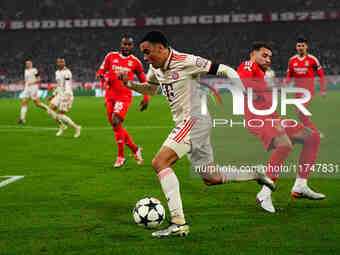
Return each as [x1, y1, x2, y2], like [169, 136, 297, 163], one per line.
[0, 0, 339, 83]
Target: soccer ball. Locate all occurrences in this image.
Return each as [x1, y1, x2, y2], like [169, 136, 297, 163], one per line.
[133, 197, 165, 228]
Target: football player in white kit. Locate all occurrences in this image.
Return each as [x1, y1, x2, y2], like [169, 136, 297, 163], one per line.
[46, 58, 81, 138]
[118, 31, 275, 237]
[18, 60, 49, 123]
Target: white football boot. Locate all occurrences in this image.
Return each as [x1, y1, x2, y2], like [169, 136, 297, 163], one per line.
[74, 125, 81, 138]
[152, 223, 189, 237]
[114, 156, 126, 168]
[291, 185, 325, 200]
[254, 166, 276, 191]
[56, 124, 68, 136]
[133, 147, 143, 165]
[256, 186, 276, 213]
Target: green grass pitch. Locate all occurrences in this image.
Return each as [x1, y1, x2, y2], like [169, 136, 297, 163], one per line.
[0, 92, 339, 255]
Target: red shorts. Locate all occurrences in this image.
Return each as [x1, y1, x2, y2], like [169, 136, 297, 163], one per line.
[106, 98, 132, 123]
[246, 115, 304, 151]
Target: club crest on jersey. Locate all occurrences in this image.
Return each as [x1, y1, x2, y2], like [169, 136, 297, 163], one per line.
[305, 61, 309, 66]
[113, 59, 119, 63]
[128, 60, 133, 66]
[172, 72, 180, 80]
[294, 63, 298, 66]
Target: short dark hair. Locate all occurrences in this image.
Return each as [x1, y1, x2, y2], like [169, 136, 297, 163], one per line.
[251, 41, 273, 52]
[296, 37, 308, 44]
[121, 33, 134, 43]
[140, 31, 169, 47]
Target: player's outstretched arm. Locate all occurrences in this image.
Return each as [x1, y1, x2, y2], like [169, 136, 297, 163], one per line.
[209, 64, 246, 92]
[118, 70, 158, 95]
[125, 81, 158, 95]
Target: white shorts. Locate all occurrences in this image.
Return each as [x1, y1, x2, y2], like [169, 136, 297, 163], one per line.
[22, 85, 39, 100]
[50, 93, 74, 112]
[162, 116, 214, 166]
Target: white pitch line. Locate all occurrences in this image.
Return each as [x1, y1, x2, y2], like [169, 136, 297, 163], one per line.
[0, 176, 24, 188]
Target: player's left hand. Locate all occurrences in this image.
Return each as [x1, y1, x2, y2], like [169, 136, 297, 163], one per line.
[320, 91, 327, 98]
[140, 99, 149, 112]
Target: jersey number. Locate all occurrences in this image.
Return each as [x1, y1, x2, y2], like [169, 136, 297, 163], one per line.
[161, 83, 175, 102]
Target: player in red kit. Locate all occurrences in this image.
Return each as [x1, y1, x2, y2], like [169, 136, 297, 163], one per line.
[238, 42, 325, 213]
[286, 37, 326, 133]
[96, 35, 150, 168]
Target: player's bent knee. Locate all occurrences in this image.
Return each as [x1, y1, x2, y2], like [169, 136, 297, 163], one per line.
[111, 115, 123, 127]
[273, 135, 293, 150]
[152, 157, 172, 173]
[152, 158, 168, 173]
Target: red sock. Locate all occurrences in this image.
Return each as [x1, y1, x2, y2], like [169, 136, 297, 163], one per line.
[266, 146, 292, 182]
[113, 126, 125, 158]
[298, 132, 321, 179]
[122, 127, 138, 153]
[297, 110, 318, 132]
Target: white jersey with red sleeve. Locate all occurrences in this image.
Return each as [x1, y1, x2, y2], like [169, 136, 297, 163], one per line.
[97, 52, 148, 100]
[146, 48, 212, 125]
[286, 54, 326, 93]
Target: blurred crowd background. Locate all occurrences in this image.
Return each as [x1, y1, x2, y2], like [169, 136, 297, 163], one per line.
[0, 0, 339, 83]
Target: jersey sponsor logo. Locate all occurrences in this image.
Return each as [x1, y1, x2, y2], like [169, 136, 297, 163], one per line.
[112, 65, 131, 73]
[294, 67, 308, 74]
[195, 57, 209, 69]
[172, 72, 179, 80]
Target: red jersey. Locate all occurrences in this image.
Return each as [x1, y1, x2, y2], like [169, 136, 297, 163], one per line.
[97, 51, 149, 100]
[237, 61, 274, 116]
[286, 54, 326, 93]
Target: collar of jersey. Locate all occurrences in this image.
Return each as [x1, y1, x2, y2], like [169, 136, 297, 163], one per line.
[297, 55, 307, 61]
[119, 53, 130, 59]
[162, 48, 173, 70]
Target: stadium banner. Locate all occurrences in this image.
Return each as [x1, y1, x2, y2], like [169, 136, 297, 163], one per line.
[0, 10, 339, 30]
[0, 81, 144, 98]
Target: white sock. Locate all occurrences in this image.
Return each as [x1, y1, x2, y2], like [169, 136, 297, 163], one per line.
[47, 108, 58, 120]
[37, 102, 49, 111]
[197, 165, 256, 183]
[20, 105, 27, 120]
[58, 114, 78, 129]
[294, 178, 307, 188]
[158, 168, 185, 225]
[221, 169, 256, 183]
[260, 185, 272, 196]
[47, 108, 64, 126]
